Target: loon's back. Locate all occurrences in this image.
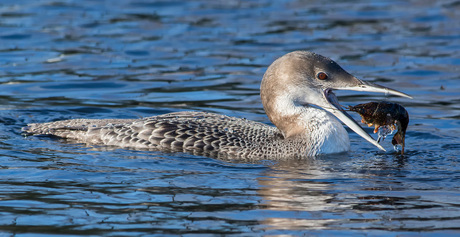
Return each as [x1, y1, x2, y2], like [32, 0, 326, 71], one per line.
[23, 111, 308, 159]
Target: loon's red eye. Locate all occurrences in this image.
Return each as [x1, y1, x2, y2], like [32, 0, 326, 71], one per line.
[316, 72, 328, 80]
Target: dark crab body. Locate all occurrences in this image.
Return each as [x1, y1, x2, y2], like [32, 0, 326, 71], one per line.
[348, 101, 409, 154]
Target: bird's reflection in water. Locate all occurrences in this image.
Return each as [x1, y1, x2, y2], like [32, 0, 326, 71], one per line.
[256, 155, 353, 230]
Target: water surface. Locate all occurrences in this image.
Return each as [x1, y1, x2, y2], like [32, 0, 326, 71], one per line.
[0, 0, 460, 236]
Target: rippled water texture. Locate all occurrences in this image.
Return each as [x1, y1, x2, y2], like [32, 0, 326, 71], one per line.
[1, 0, 460, 236]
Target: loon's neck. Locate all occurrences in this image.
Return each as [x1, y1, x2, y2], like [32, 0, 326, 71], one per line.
[264, 96, 350, 155]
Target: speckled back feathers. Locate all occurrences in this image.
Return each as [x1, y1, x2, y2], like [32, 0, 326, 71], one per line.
[24, 112, 308, 159]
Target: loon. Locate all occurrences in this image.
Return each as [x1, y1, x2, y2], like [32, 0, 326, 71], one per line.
[23, 51, 411, 159]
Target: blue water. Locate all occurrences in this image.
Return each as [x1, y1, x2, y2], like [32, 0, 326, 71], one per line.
[1, 0, 460, 236]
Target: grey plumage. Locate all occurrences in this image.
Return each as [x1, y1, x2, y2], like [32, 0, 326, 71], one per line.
[24, 112, 308, 159]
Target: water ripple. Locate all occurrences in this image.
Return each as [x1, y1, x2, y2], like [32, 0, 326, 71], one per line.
[0, 0, 459, 235]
